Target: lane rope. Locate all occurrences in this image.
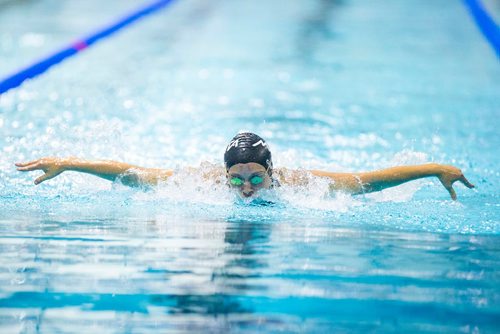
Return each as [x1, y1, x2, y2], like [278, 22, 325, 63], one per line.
[0, 0, 176, 95]
[463, 0, 500, 57]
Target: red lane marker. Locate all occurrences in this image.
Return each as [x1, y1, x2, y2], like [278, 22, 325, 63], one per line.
[73, 41, 88, 51]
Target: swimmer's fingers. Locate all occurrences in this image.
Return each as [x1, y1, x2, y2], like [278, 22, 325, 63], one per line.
[15, 159, 40, 168]
[16, 157, 60, 172]
[16, 163, 42, 171]
[439, 176, 474, 201]
[438, 177, 457, 200]
[446, 184, 457, 201]
[459, 175, 475, 189]
[444, 175, 474, 200]
[34, 170, 62, 185]
[16, 158, 65, 184]
[15, 159, 44, 170]
[437, 165, 476, 200]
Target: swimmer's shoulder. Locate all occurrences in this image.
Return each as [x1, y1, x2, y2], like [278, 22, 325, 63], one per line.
[197, 162, 226, 181]
[274, 167, 312, 186]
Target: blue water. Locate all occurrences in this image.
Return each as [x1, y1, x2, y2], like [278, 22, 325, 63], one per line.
[1, 0, 499, 332]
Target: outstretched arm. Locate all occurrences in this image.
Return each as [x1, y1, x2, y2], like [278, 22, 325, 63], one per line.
[310, 163, 474, 200]
[16, 157, 173, 187]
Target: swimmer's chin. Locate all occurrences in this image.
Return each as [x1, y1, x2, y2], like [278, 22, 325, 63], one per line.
[235, 191, 277, 206]
[235, 192, 259, 203]
[234, 195, 277, 207]
[239, 194, 256, 201]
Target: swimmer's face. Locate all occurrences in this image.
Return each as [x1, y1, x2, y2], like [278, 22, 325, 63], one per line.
[227, 162, 272, 198]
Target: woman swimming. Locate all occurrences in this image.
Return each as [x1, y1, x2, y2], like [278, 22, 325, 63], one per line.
[15, 132, 474, 200]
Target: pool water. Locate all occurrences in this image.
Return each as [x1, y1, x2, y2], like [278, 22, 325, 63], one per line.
[1, 0, 499, 332]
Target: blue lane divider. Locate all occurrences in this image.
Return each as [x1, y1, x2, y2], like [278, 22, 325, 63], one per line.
[0, 0, 176, 95]
[463, 0, 500, 57]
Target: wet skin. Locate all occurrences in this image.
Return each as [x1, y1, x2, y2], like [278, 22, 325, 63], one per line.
[227, 162, 272, 198]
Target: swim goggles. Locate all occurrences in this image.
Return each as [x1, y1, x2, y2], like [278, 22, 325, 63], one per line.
[229, 175, 264, 186]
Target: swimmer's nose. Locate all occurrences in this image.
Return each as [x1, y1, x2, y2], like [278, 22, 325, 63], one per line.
[242, 182, 254, 197]
[242, 191, 254, 198]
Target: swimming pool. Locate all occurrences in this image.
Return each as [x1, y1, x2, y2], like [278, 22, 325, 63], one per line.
[1, 0, 499, 332]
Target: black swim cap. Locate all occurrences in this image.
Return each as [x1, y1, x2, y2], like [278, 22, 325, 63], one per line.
[224, 132, 273, 174]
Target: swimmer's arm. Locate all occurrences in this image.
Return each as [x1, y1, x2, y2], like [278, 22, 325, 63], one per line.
[15, 157, 173, 187]
[310, 163, 474, 200]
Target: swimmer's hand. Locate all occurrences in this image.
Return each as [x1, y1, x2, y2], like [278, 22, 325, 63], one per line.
[16, 157, 66, 184]
[16, 157, 173, 187]
[435, 164, 475, 200]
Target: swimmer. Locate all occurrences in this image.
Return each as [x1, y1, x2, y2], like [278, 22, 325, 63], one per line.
[15, 132, 475, 200]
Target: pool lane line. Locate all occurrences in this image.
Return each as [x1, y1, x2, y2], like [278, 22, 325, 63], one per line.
[0, 0, 176, 95]
[463, 0, 500, 57]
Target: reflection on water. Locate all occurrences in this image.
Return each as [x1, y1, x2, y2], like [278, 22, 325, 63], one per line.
[163, 219, 272, 319]
[0, 215, 499, 332]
